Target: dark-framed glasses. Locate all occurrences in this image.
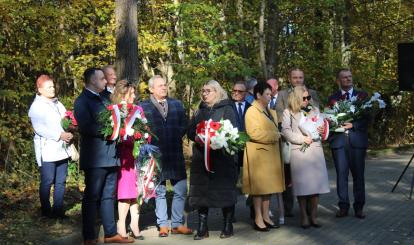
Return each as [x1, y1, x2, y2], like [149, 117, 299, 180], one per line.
[303, 95, 312, 101]
[232, 89, 246, 94]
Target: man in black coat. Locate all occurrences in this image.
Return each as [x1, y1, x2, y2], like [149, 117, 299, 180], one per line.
[328, 69, 368, 219]
[141, 75, 192, 237]
[74, 68, 130, 245]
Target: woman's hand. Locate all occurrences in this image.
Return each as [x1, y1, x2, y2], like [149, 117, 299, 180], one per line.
[317, 125, 325, 135]
[304, 136, 313, 145]
[60, 132, 73, 143]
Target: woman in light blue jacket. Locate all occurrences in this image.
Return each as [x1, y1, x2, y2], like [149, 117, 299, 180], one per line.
[28, 75, 73, 219]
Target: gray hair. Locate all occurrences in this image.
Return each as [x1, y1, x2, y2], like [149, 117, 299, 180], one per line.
[148, 75, 164, 88]
[246, 78, 258, 90]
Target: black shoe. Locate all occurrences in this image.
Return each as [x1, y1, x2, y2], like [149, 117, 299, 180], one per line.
[129, 225, 144, 240]
[310, 221, 322, 228]
[220, 207, 234, 239]
[194, 212, 209, 240]
[52, 209, 69, 219]
[264, 220, 280, 229]
[335, 209, 348, 218]
[253, 222, 270, 232]
[354, 210, 366, 219]
[301, 224, 311, 229]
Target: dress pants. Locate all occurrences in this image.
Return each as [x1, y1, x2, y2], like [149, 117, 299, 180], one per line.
[82, 167, 118, 240]
[282, 164, 294, 214]
[332, 136, 366, 211]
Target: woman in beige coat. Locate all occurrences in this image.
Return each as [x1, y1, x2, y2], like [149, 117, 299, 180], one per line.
[281, 86, 330, 229]
[243, 82, 285, 232]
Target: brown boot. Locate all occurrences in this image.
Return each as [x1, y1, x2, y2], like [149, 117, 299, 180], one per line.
[171, 225, 193, 235]
[104, 234, 134, 243]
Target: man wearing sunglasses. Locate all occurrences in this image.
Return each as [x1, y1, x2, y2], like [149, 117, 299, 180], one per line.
[275, 68, 320, 219]
[328, 69, 368, 219]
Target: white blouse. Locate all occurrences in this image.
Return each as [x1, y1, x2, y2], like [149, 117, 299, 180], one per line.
[28, 95, 70, 166]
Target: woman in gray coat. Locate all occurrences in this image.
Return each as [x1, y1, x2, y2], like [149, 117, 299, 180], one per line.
[281, 86, 330, 228]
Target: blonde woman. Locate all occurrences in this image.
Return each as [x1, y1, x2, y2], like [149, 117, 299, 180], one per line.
[187, 80, 238, 240]
[281, 85, 330, 228]
[111, 80, 143, 241]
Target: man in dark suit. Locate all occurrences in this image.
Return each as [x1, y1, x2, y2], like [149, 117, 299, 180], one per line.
[141, 75, 192, 237]
[328, 69, 368, 219]
[267, 78, 279, 111]
[74, 68, 131, 245]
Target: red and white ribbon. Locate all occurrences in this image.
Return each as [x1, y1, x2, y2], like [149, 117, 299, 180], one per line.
[123, 105, 143, 141]
[321, 119, 330, 141]
[196, 119, 219, 173]
[108, 105, 121, 141]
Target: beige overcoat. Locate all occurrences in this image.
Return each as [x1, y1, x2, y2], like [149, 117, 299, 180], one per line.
[242, 101, 285, 195]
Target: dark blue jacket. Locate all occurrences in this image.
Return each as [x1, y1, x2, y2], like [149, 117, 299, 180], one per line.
[74, 89, 119, 170]
[231, 100, 251, 132]
[328, 89, 369, 149]
[141, 98, 187, 181]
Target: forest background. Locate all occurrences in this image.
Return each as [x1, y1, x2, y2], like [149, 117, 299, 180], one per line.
[0, 0, 413, 243]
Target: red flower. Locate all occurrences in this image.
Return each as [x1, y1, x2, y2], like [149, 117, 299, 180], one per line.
[107, 105, 113, 110]
[196, 121, 206, 134]
[147, 135, 152, 144]
[340, 94, 347, 101]
[210, 121, 221, 130]
[117, 104, 123, 109]
[311, 116, 318, 122]
[134, 132, 142, 140]
[328, 99, 337, 107]
[64, 111, 78, 126]
[120, 128, 126, 137]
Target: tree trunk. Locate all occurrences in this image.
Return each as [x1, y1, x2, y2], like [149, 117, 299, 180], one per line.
[115, 0, 139, 83]
[236, 0, 249, 59]
[259, 0, 267, 79]
[265, 0, 280, 79]
[342, 0, 352, 66]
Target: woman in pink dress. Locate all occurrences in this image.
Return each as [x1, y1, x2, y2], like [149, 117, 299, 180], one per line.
[111, 80, 144, 240]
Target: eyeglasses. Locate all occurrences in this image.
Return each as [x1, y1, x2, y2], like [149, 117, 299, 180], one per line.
[201, 89, 213, 94]
[232, 89, 246, 94]
[303, 95, 312, 101]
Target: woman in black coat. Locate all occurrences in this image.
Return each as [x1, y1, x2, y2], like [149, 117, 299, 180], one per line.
[187, 80, 239, 240]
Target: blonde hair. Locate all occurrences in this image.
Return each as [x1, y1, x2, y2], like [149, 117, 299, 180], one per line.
[111, 80, 136, 104]
[288, 85, 308, 113]
[201, 80, 228, 106]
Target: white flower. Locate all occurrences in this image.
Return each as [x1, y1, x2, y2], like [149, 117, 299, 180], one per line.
[144, 133, 149, 139]
[120, 100, 127, 105]
[126, 127, 134, 136]
[337, 113, 347, 118]
[142, 118, 148, 124]
[210, 133, 227, 150]
[373, 92, 381, 100]
[350, 96, 358, 102]
[378, 99, 386, 109]
[147, 181, 155, 190]
[349, 105, 356, 113]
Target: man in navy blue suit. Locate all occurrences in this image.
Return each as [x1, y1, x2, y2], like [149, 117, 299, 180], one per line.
[74, 68, 132, 244]
[328, 69, 368, 219]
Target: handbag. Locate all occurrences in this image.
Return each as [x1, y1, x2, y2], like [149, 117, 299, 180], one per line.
[281, 139, 291, 164]
[68, 143, 79, 162]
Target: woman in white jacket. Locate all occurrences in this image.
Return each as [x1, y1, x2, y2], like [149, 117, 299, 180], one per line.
[28, 75, 73, 219]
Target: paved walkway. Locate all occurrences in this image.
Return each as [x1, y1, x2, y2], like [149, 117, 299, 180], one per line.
[51, 152, 414, 245]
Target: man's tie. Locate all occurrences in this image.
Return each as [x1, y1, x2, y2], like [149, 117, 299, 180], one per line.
[238, 102, 243, 120]
[345, 92, 350, 100]
[269, 97, 275, 108]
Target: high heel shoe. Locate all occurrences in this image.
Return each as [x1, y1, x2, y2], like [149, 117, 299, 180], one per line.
[253, 222, 270, 232]
[128, 225, 144, 240]
[310, 221, 321, 228]
[263, 220, 280, 229]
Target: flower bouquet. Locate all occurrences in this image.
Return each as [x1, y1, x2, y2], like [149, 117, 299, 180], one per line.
[61, 111, 77, 132]
[195, 119, 249, 172]
[98, 101, 156, 159]
[323, 92, 386, 133]
[135, 144, 162, 204]
[61, 110, 79, 161]
[298, 112, 329, 152]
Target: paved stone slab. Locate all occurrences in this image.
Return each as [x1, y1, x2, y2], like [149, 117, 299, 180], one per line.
[50, 152, 414, 245]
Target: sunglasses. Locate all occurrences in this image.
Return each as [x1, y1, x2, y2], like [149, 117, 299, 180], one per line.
[232, 89, 246, 93]
[303, 95, 312, 101]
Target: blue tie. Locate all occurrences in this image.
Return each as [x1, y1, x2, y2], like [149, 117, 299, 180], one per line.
[238, 103, 243, 120]
[269, 97, 275, 108]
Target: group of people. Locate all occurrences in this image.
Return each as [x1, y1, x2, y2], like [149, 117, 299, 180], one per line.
[28, 66, 369, 245]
